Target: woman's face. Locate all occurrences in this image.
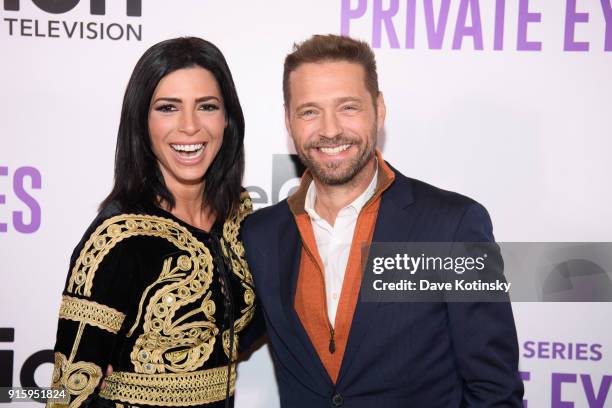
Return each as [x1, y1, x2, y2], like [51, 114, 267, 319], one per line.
[148, 66, 226, 193]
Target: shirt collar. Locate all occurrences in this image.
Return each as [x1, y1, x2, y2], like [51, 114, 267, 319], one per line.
[288, 149, 396, 217]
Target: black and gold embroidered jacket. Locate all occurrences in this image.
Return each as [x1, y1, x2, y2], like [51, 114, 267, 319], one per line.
[48, 193, 259, 407]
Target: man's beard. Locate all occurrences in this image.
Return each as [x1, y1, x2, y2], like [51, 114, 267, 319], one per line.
[296, 126, 377, 186]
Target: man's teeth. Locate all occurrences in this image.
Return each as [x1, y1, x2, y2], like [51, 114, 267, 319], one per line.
[319, 144, 351, 155]
[171, 143, 203, 153]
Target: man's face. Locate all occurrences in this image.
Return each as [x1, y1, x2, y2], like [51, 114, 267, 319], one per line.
[285, 61, 385, 186]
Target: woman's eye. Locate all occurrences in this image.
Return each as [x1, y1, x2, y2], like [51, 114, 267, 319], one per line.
[155, 104, 176, 112]
[199, 104, 220, 111]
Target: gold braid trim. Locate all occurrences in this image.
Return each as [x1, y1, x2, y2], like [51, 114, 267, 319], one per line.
[67, 214, 207, 297]
[99, 365, 236, 406]
[59, 295, 125, 334]
[220, 192, 256, 358]
[48, 352, 102, 408]
[66, 214, 220, 373]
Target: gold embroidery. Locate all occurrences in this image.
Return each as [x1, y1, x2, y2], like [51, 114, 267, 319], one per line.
[122, 219, 217, 375]
[64, 214, 218, 375]
[59, 193, 254, 403]
[221, 192, 252, 263]
[129, 279, 218, 375]
[67, 214, 210, 297]
[99, 365, 236, 406]
[48, 352, 102, 408]
[59, 295, 125, 334]
[220, 192, 256, 358]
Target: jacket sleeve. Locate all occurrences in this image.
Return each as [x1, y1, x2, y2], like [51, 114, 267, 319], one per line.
[447, 202, 524, 407]
[48, 215, 138, 408]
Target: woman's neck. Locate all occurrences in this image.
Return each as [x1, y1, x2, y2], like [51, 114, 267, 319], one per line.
[161, 181, 215, 232]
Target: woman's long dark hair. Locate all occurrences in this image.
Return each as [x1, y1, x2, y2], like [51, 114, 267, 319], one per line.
[100, 37, 245, 221]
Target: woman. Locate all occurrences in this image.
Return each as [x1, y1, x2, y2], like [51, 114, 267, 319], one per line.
[49, 37, 259, 408]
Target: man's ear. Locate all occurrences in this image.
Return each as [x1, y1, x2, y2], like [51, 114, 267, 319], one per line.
[376, 92, 386, 132]
[284, 104, 291, 135]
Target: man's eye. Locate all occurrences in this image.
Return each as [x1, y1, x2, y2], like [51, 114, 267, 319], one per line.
[300, 109, 316, 117]
[199, 104, 220, 111]
[155, 104, 177, 112]
[343, 105, 358, 111]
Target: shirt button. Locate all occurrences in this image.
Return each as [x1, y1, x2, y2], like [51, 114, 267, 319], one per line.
[332, 293, 338, 300]
[331, 393, 344, 407]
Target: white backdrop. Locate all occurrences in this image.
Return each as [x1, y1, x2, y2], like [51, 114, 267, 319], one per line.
[1, 1, 611, 407]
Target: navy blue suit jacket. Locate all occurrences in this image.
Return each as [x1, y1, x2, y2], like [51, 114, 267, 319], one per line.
[242, 164, 523, 407]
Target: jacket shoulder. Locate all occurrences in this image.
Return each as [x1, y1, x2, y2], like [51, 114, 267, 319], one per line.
[243, 200, 291, 233]
[397, 171, 486, 214]
[388, 168, 493, 241]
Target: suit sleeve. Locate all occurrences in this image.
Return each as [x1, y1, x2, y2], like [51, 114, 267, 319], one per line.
[48, 217, 137, 408]
[447, 202, 524, 407]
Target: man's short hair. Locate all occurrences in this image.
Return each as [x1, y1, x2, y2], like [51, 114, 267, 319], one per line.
[283, 34, 379, 107]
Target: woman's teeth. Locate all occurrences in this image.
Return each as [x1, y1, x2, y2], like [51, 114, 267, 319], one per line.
[319, 144, 351, 155]
[171, 143, 203, 152]
[170, 143, 204, 158]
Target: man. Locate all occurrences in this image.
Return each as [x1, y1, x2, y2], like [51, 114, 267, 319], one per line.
[242, 34, 523, 407]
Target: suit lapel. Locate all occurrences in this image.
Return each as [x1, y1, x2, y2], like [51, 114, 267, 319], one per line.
[277, 204, 333, 388]
[337, 169, 415, 384]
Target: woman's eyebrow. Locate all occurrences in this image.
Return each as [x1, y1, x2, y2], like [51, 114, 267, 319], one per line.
[152, 96, 221, 104]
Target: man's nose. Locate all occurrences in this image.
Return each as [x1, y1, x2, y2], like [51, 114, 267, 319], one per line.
[319, 111, 342, 138]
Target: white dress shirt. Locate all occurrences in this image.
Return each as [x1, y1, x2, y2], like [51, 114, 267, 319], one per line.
[304, 167, 378, 327]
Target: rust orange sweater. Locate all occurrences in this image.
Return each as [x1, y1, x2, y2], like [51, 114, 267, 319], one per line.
[288, 152, 395, 383]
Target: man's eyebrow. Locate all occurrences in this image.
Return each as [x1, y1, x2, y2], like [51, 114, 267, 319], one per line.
[151, 96, 221, 104]
[294, 102, 320, 111]
[293, 96, 364, 112]
[335, 96, 362, 104]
